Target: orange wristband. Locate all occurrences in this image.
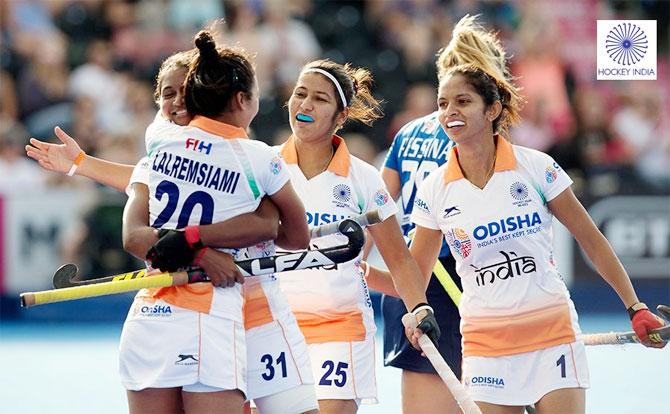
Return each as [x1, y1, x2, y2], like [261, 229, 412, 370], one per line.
[67, 150, 86, 176]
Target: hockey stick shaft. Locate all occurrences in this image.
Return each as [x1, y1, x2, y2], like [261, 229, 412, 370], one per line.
[23, 222, 364, 307]
[582, 324, 670, 345]
[54, 216, 374, 289]
[402, 313, 481, 414]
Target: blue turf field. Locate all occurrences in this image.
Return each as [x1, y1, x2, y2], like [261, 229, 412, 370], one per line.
[0, 315, 666, 414]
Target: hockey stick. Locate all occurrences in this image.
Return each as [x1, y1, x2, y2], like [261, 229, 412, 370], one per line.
[21, 219, 365, 308]
[402, 313, 482, 414]
[582, 304, 670, 346]
[52, 213, 379, 289]
[309, 209, 381, 238]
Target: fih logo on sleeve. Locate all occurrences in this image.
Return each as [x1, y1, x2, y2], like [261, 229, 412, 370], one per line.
[597, 20, 656, 80]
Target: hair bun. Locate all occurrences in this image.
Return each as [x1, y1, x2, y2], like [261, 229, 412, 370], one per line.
[194, 30, 217, 60]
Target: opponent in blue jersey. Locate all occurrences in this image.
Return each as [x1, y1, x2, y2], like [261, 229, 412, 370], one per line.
[380, 111, 462, 413]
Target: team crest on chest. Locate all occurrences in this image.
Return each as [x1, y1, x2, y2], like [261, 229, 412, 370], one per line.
[332, 184, 352, 207]
[510, 182, 531, 207]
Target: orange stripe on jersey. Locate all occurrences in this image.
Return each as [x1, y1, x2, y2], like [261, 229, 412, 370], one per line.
[280, 135, 350, 176]
[443, 135, 517, 185]
[148, 284, 214, 314]
[189, 115, 249, 139]
[461, 301, 576, 357]
[243, 283, 274, 330]
[294, 311, 366, 343]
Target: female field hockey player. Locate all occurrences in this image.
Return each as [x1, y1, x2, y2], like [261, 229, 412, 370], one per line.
[28, 53, 441, 414]
[29, 34, 319, 414]
[373, 15, 520, 414]
[273, 59, 439, 414]
[122, 31, 316, 414]
[370, 16, 667, 414]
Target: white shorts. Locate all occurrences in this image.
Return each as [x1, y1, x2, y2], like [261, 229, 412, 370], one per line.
[253, 384, 319, 414]
[245, 280, 314, 402]
[462, 341, 590, 406]
[308, 333, 378, 404]
[119, 298, 246, 394]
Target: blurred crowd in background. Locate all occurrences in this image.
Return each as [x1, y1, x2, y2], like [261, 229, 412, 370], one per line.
[1, 0, 669, 277]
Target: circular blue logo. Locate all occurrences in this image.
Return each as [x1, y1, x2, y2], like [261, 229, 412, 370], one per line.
[510, 182, 528, 200]
[606, 23, 648, 65]
[333, 184, 351, 203]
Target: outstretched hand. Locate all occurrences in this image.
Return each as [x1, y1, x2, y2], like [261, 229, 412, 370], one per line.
[25, 126, 82, 174]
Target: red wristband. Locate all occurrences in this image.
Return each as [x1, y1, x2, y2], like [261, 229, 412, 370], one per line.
[193, 247, 208, 266]
[184, 226, 204, 250]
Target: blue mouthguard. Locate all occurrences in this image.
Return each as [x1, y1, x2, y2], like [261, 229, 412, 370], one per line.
[296, 113, 314, 122]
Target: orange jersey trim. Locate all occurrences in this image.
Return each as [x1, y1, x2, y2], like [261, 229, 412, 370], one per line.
[243, 283, 274, 330]
[280, 135, 350, 177]
[148, 284, 214, 314]
[189, 115, 249, 139]
[443, 135, 516, 185]
[294, 311, 366, 343]
[461, 301, 576, 357]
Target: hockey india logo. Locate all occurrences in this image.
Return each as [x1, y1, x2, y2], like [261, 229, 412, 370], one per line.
[606, 22, 647, 65]
[509, 182, 529, 200]
[333, 184, 351, 203]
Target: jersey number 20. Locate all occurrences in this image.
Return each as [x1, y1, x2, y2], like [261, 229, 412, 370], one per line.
[152, 180, 214, 228]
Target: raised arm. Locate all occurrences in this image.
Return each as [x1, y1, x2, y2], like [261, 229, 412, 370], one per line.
[26, 127, 134, 192]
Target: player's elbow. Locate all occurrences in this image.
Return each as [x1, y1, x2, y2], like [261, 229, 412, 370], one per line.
[264, 220, 279, 241]
[286, 232, 310, 250]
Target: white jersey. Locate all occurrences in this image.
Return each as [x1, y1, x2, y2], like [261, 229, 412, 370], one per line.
[277, 135, 397, 344]
[130, 115, 291, 321]
[412, 137, 580, 358]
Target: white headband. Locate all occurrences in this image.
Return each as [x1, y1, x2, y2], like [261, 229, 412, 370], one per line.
[304, 68, 348, 107]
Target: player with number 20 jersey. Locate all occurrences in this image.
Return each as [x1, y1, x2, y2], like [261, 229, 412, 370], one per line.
[119, 115, 313, 401]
